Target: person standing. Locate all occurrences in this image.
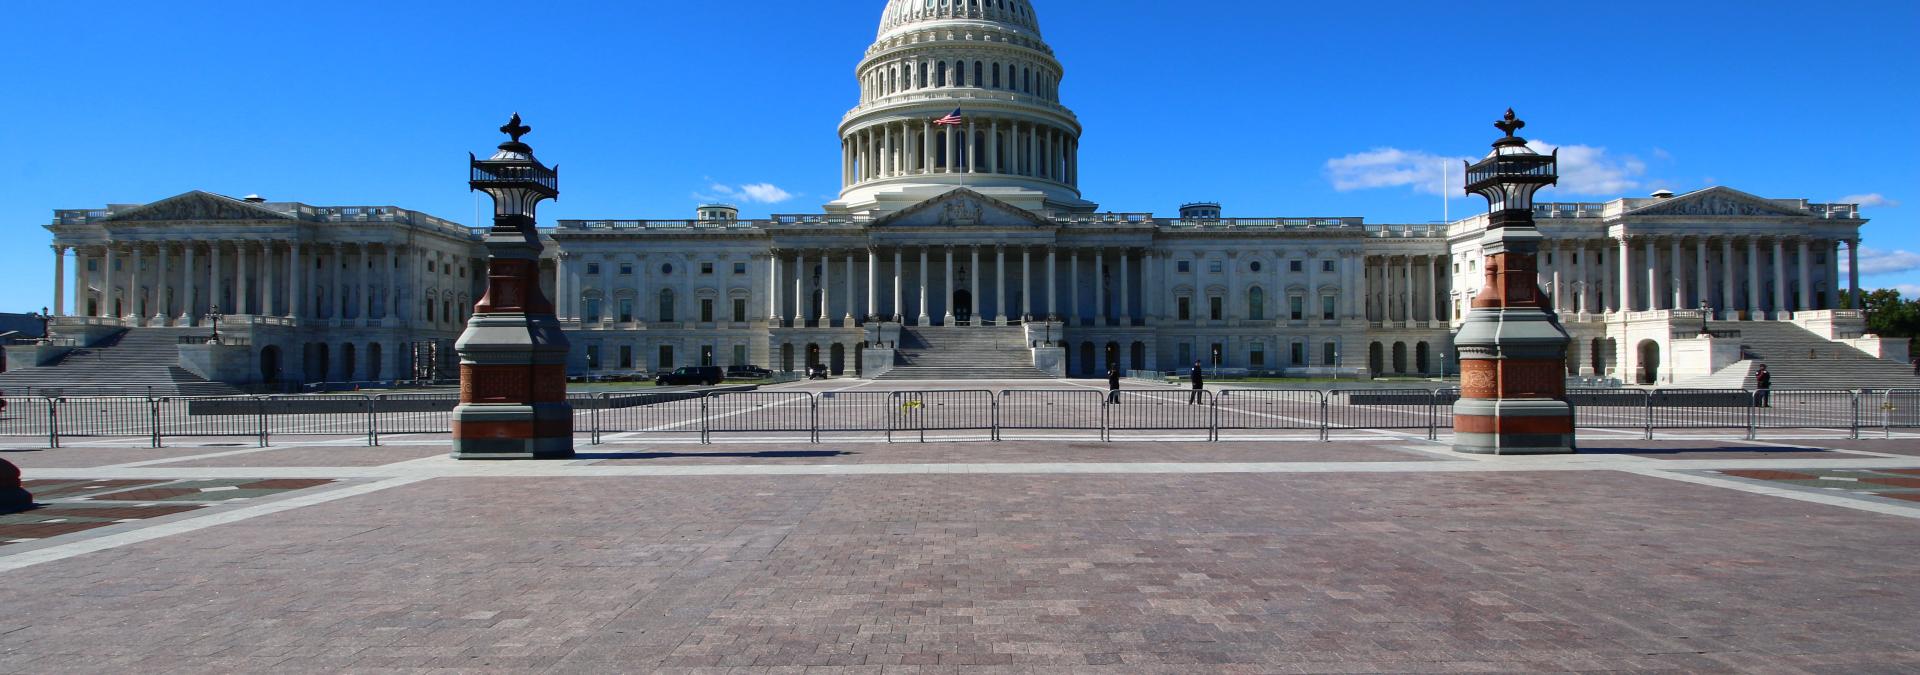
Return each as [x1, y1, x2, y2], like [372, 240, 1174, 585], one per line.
[1107, 367, 1122, 404]
[1755, 364, 1772, 408]
[1188, 360, 1206, 405]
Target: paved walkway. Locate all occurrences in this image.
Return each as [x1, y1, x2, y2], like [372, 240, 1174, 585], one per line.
[3, 430, 1919, 672]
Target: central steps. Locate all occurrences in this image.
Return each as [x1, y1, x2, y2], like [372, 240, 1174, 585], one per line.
[0, 328, 244, 396]
[878, 326, 1053, 381]
[1675, 321, 1920, 391]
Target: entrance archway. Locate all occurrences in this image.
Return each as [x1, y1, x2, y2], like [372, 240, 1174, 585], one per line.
[1079, 342, 1096, 377]
[1130, 342, 1146, 371]
[830, 344, 846, 375]
[1592, 337, 1613, 378]
[780, 343, 795, 372]
[341, 343, 357, 382]
[1415, 342, 1431, 375]
[1368, 342, 1384, 377]
[952, 289, 973, 325]
[806, 343, 822, 368]
[1391, 342, 1408, 375]
[1637, 340, 1661, 385]
[312, 344, 330, 384]
[368, 343, 383, 381]
[259, 346, 282, 384]
[1105, 342, 1120, 374]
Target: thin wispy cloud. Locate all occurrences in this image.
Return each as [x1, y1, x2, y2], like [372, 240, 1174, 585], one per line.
[1325, 141, 1647, 197]
[1838, 193, 1900, 209]
[693, 182, 794, 205]
[1842, 247, 1920, 277]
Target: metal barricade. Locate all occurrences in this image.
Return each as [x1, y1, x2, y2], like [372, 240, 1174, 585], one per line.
[156, 396, 266, 447]
[52, 397, 157, 445]
[1107, 389, 1215, 441]
[1567, 389, 1653, 438]
[569, 393, 602, 444]
[815, 390, 899, 441]
[1431, 389, 1459, 441]
[1885, 389, 1920, 438]
[705, 392, 816, 442]
[1647, 389, 1753, 438]
[0, 397, 58, 448]
[1327, 389, 1439, 438]
[598, 391, 707, 443]
[373, 393, 459, 436]
[1752, 390, 1861, 439]
[890, 390, 997, 442]
[1214, 390, 1326, 441]
[264, 395, 375, 445]
[995, 390, 1104, 440]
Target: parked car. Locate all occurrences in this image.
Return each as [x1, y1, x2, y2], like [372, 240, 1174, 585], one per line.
[655, 366, 725, 387]
[726, 365, 774, 380]
[807, 364, 831, 380]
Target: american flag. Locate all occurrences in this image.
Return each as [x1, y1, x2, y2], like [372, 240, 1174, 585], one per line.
[933, 108, 963, 126]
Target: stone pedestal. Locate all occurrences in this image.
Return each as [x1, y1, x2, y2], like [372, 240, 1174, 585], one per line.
[1454, 228, 1576, 455]
[0, 459, 31, 514]
[452, 236, 574, 460]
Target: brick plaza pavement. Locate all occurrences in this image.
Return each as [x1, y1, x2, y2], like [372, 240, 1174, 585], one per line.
[3, 384, 1920, 672]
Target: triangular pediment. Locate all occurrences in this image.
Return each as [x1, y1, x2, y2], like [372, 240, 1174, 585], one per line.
[1626, 186, 1809, 218]
[870, 188, 1054, 229]
[102, 191, 294, 223]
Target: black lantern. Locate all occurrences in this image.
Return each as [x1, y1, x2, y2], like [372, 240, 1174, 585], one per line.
[1463, 109, 1558, 229]
[207, 305, 224, 345]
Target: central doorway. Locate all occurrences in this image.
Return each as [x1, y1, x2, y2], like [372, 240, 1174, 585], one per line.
[953, 289, 973, 325]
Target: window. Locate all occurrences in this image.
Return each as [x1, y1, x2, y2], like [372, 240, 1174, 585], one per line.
[1250, 261, 1263, 273]
[1250, 343, 1266, 368]
[1209, 296, 1223, 321]
[1323, 343, 1338, 366]
[1290, 260, 1303, 272]
[661, 264, 674, 275]
[1291, 343, 1306, 366]
[585, 262, 598, 275]
[1177, 260, 1191, 274]
[701, 262, 714, 275]
[732, 298, 748, 323]
[1290, 296, 1305, 321]
[1248, 287, 1265, 321]
[1209, 261, 1223, 274]
[87, 259, 98, 272]
[583, 298, 603, 323]
[732, 345, 748, 367]
[618, 298, 633, 323]
[619, 346, 633, 370]
[700, 298, 715, 323]
[1322, 296, 1337, 320]
[1323, 260, 1336, 273]
[585, 345, 601, 370]
[1177, 297, 1191, 321]
[658, 346, 674, 371]
[619, 263, 633, 276]
[733, 262, 748, 275]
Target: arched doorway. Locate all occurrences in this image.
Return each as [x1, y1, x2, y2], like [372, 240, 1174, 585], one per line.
[1415, 342, 1431, 375]
[1637, 340, 1661, 385]
[1105, 342, 1120, 374]
[341, 343, 357, 382]
[1079, 342, 1096, 377]
[259, 346, 283, 384]
[1392, 342, 1408, 375]
[313, 344, 331, 384]
[953, 289, 973, 324]
[780, 343, 795, 372]
[368, 343, 383, 381]
[1592, 337, 1612, 378]
[806, 343, 822, 368]
[1130, 342, 1146, 371]
[830, 344, 846, 375]
[1368, 342, 1384, 377]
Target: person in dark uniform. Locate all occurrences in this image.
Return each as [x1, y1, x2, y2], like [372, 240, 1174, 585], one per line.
[1188, 361, 1206, 405]
[1107, 367, 1122, 404]
[1755, 364, 1772, 408]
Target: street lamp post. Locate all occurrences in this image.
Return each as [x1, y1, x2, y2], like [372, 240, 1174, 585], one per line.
[1452, 110, 1576, 454]
[452, 114, 574, 460]
[207, 305, 223, 345]
[31, 307, 49, 344]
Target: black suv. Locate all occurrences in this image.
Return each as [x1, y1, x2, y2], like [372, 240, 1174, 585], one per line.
[655, 366, 724, 387]
[726, 365, 774, 380]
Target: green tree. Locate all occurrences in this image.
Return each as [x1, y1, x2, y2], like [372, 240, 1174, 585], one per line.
[1863, 288, 1920, 353]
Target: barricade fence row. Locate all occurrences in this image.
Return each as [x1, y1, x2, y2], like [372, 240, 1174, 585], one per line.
[3, 388, 1916, 448]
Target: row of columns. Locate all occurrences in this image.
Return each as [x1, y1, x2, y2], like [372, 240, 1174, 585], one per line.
[843, 119, 1077, 187]
[1507, 236, 1860, 319]
[55, 242, 471, 330]
[1361, 254, 1446, 324]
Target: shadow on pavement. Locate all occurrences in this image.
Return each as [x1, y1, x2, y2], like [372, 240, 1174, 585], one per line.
[575, 450, 855, 460]
[1577, 445, 1831, 456]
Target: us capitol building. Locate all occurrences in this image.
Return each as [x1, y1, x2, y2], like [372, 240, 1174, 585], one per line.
[13, 0, 1895, 392]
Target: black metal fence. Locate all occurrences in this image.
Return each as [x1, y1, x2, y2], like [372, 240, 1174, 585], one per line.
[2, 388, 1916, 448]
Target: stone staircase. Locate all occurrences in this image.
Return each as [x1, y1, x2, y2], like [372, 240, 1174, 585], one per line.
[877, 326, 1053, 381]
[0, 328, 244, 397]
[1676, 321, 1920, 391]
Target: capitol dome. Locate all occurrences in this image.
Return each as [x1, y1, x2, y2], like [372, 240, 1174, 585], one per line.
[829, 0, 1093, 217]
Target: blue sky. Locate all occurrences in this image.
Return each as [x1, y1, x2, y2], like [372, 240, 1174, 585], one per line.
[2, 0, 1915, 313]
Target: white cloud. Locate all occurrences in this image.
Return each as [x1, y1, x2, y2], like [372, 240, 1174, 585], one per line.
[1893, 284, 1920, 299]
[693, 182, 794, 205]
[1843, 247, 1920, 276]
[1324, 148, 1474, 196]
[1324, 141, 1646, 197]
[1838, 193, 1900, 209]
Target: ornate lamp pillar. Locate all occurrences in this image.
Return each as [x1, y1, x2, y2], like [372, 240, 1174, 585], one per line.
[453, 115, 573, 460]
[1454, 110, 1575, 455]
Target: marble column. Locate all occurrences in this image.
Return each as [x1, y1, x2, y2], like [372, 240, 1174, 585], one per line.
[1118, 249, 1130, 326]
[236, 243, 251, 316]
[1694, 238, 1708, 311]
[1574, 241, 1589, 316]
[52, 247, 65, 316]
[795, 251, 807, 326]
[893, 248, 904, 322]
[944, 245, 956, 324]
[1848, 239, 1862, 309]
[125, 245, 143, 322]
[181, 245, 198, 324]
[1798, 238, 1812, 312]
[970, 245, 981, 325]
[152, 245, 172, 324]
[211, 243, 227, 319]
[1617, 238, 1633, 314]
[383, 246, 398, 325]
[1069, 249, 1080, 325]
[1428, 255, 1440, 323]
[1402, 255, 1414, 325]
[768, 250, 781, 325]
[1746, 239, 1762, 319]
[1669, 237, 1684, 311]
[994, 245, 1007, 325]
[845, 251, 856, 323]
[1720, 238, 1736, 320]
[1772, 238, 1787, 317]
[1020, 246, 1032, 321]
[1643, 237, 1658, 311]
[820, 250, 833, 323]
[1093, 249, 1106, 324]
[918, 247, 931, 324]
[866, 248, 879, 321]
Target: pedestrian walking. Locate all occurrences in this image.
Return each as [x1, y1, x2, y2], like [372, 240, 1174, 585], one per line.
[1755, 364, 1773, 408]
[1107, 367, 1122, 404]
[1188, 361, 1206, 405]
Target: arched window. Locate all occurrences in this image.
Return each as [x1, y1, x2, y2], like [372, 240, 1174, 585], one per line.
[905, 63, 915, 89]
[936, 62, 946, 87]
[659, 289, 676, 323]
[1023, 67, 1032, 93]
[1248, 287, 1266, 321]
[954, 60, 965, 87]
[992, 63, 1001, 88]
